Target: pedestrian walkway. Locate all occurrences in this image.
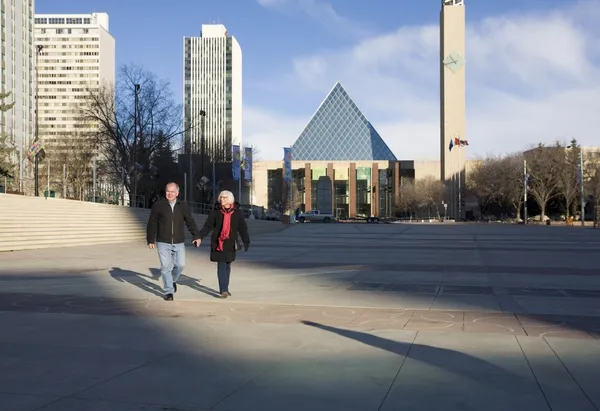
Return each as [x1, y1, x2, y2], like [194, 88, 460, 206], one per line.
[1, 223, 599, 410]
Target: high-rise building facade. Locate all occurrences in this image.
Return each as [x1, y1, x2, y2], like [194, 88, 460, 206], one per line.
[1, 0, 35, 185]
[33, 13, 115, 154]
[184, 24, 242, 163]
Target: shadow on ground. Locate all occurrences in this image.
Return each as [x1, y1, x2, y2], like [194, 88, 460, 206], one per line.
[109, 267, 222, 299]
[0, 223, 599, 410]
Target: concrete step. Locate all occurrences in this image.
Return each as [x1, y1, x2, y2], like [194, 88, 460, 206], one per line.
[0, 228, 145, 236]
[0, 230, 144, 240]
[0, 208, 150, 215]
[0, 236, 145, 252]
[0, 194, 286, 251]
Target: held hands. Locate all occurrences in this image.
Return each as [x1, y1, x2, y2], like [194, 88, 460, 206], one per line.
[192, 239, 202, 247]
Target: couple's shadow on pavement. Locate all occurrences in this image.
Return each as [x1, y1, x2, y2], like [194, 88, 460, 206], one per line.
[109, 267, 221, 299]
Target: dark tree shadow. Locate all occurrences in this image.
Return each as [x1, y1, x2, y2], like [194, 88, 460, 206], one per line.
[301, 320, 529, 386]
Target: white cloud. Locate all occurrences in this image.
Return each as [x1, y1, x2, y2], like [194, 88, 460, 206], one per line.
[242, 106, 306, 161]
[245, 1, 600, 161]
[256, 0, 370, 38]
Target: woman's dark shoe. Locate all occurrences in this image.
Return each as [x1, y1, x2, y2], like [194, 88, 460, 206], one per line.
[221, 291, 231, 298]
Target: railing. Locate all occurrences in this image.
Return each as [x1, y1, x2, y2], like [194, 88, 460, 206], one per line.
[186, 201, 270, 220]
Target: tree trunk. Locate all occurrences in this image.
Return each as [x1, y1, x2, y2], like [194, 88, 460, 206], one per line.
[540, 204, 546, 223]
[565, 197, 570, 220]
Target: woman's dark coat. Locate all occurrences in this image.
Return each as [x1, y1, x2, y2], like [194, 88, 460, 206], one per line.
[198, 204, 250, 263]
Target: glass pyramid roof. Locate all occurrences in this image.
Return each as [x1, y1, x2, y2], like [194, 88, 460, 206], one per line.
[291, 83, 397, 161]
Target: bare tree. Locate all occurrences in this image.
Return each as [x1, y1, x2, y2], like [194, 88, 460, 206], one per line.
[466, 155, 504, 217]
[466, 153, 527, 221]
[499, 153, 525, 220]
[282, 180, 302, 214]
[584, 151, 600, 228]
[51, 133, 96, 200]
[557, 138, 580, 221]
[395, 180, 420, 217]
[79, 64, 191, 206]
[416, 176, 445, 218]
[395, 177, 444, 218]
[524, 143, 563, 221]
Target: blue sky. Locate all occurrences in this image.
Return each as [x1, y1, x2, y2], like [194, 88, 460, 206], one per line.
[38, 0, 600, 161]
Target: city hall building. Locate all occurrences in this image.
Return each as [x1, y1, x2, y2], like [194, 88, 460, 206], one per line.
[251, 83, 439, 218]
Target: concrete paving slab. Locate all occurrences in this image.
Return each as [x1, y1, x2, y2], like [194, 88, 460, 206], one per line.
[517, 336, 597, 411]
[544, 338, 600, 409]
[381, 332, 550, 411]
[1, 223, 600, 411]
[74, 352, 274, 410]
[36, 398, 205, 411]
[0, 393, 58, 411]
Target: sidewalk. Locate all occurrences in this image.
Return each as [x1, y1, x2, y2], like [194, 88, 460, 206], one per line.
[1, 223, 599, 410]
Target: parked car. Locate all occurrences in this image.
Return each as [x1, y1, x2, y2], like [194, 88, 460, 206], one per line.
[265, 209, 281, 221]
[297, 210, 334, 223]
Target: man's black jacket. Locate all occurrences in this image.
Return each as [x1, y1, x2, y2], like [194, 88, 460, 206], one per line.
[146, 198, 199, 244]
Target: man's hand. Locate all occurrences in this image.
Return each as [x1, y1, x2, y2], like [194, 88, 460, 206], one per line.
[192, 239, 201, 247]
[148, 243, 155, 249]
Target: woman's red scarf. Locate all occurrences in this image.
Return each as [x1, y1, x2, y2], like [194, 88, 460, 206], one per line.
[217, 206, 235, 251]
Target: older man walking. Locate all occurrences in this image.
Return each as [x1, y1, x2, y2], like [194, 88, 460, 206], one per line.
[147, 182, 201, 300]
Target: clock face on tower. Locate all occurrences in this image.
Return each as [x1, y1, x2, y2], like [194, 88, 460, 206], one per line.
[443, 51, 465, 73]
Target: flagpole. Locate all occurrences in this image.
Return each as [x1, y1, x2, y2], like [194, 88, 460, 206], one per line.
[250, 145, 253, 217]
[458, 142, 463, 220]
[452, 137, 458, 221]
[449, 137, 455, 220]
[289, 147, 294, 223]
[524, 159, 528, 224]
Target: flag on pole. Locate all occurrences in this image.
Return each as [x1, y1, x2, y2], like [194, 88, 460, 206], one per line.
[232, 145, 241, 181]
[454, 137, 469, 147]
[449, 135, 469, 152]
[244, 147, 253, 181]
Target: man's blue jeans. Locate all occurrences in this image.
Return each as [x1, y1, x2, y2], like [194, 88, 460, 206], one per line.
[156, 242, 185, 295]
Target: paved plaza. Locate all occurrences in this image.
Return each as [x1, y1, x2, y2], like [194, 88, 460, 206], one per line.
[0, 222, 599, 410]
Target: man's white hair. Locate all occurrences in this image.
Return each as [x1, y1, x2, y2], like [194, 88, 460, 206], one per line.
[219, 190, 235, 203]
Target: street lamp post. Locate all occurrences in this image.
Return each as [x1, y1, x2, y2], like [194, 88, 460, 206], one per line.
[132, 84, 140, 207]
[188, 126, 193, 204]
[34, 45, 43, 196]
[198, 110, 206, 210]
[568, 144, 585, 227]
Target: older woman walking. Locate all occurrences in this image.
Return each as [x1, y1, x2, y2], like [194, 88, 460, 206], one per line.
[197, 190, 250, 298]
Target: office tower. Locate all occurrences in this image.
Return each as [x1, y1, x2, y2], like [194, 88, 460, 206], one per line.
[1, 0, 35, 190]
[34, 13, 115, 156]
[184, 24, 242, 163]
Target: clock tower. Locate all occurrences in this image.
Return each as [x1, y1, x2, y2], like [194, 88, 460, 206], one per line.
[440, 0, 466, 220]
